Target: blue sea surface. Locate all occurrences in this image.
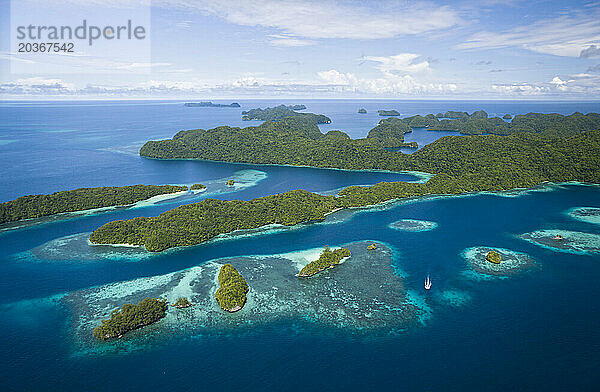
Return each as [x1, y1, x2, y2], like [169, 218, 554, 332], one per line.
[0, 100, 599, 391]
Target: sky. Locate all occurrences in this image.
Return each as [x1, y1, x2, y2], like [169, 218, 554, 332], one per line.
[0, 0, 599, 99]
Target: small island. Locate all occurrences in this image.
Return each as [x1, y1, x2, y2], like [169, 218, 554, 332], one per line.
[184, 102, 240, 108]
[503, 114, 512, 119]
[92, 297, 167, 340]
[226, 179, 235, 186]
[241, 105, 330, 123]
[0, 184, 188, 225]
[190, 183, 206, 191]
[378, 109, 401, 116]
[299, 246, 351, 277]
[486, 250, 501, 264]
[367, 243, 377, 250]
[358, 108, 367, 114]
[171, 297, 193, 309]
[215, 264, 249, 312]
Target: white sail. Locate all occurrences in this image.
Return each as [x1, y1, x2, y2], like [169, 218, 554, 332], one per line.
[424, 275, 431, 290]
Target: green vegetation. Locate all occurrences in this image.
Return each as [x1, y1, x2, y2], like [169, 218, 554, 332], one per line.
[190, 183, 206, 190]
[424, 111, 600, 136]
[93, 297, 167, 340]
[0, 184, 188, 224]
[89, 190, 340, 251]
[88, 110, 600, 252]
[172, 297, 192, 308]
[437, 111, 469, 119]
[367, 117, 413, 147]
[486, 250, 501, 264]
[299, 247, 352, 277]
[367, 243, 377, 250]
[226, 180, 235, 186]
[503, 114, 512, 120]
[184, 102, 240, 108]
[241, 105, 330, 123]
[378, 109, 401, 116]
[215, 264, 249, 312]
[358, 108, 367, 114]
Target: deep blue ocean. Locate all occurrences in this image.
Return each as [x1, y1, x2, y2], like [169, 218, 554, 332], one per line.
[0, 100, 599, 391]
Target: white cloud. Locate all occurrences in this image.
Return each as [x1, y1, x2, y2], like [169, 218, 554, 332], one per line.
[457, 10, 600, 57]
[579, 44, 600, 58]
[364, 53, 430, 74]
[491, 83, 548, 95]
[317, 69, 456, 95]
[267, 34, 316, 47]
[156, 0, 461, 41]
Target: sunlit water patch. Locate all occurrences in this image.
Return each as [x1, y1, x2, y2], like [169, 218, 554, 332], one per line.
[388, 219, 438, 232]
[433, 290, 472, 307]
[567, 207, 600, 225]
[519, 230, 600, 254]
[60, 241, 428, 355]
[462, 246, 537, 278]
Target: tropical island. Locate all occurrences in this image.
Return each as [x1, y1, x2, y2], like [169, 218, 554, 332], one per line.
[84, 109, 600, 252]
[299, 247, 352, 277]
[184, 102, 240, 108]
[358, 108, 367, 114]
[0, 184, 188, 224]
[378, 109, 401, 116]
[486, 250, 501, 264]
[215, 264, 249, 312]
[92, 297, 167, 340]
[226, 180, 235, 186]
[172, 297, 193, 309]
[190, 183, 206, 191]
[241, 104, 330, 123]
[503, 114, 512, 120]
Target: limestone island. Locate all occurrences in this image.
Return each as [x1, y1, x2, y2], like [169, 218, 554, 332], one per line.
[172, 297, 193, 309]
[358, 108, 367, 114]
[0, 184, 188, 225]
[84, 111, 600, 252]
[93, 297, 167, 340]
[241, 105, 330, 123]
[215, 264, 249, 312]
[299, 246, 351, 277]
[378, 109, 401, 116]
[486, 250, 501, 264]
[190, 183, 206, 191]
[184, 101, 240, 108]
[463, 247, 536, 277]
[367, 243, 377, 250]
[226, 179, 235, 186]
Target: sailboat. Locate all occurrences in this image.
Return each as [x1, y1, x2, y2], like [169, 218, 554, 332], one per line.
[424, 275, 432, 290]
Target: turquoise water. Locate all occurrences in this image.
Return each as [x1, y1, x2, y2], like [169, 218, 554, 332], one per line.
[0, 100, 599, 391]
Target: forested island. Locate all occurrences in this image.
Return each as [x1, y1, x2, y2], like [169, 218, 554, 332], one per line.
[358, 108, 367, 114]
[86, 109, 600, 252]
[215, 264, 249, 312]
[378, 110, 401, 116]
[241, 104, 329, 123]
[93, 298, 167, 340]
[299, 247, 352, 277]
[185, 102, 240, 108]
[190, 183, 206, 191]
[366, 117, 414, 147]
[0, 184, 188, 224]
[84, 108, 600, 251]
